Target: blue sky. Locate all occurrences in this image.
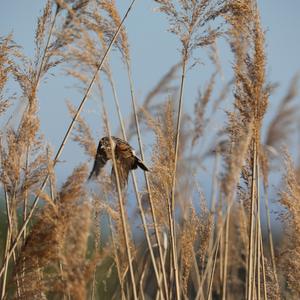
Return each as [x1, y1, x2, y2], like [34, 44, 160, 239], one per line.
[1, 0, 300, 188]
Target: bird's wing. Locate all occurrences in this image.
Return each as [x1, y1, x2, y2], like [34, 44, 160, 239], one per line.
[114, 138, 149, 171]
[111, 141, 134, 189]
[109, 138, 149, 188]
[111, 159, 131, 190]
[88, 140, 108, 180]
[114, 139, 134, 159]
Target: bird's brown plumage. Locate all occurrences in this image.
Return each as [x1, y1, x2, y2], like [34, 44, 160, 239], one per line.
[88, 136, 149, 189]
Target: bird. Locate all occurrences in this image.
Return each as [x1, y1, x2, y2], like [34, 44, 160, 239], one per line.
[88, 136, 149, 189]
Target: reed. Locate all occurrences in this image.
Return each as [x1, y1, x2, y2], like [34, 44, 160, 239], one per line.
[0, 0, 299, 299]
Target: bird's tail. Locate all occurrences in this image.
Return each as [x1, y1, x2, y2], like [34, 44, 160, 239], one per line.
[135, 156, 149, 171]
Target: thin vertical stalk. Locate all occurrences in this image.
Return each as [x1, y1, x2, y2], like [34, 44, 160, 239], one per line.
[0, 0, 137, 279]
[207, 150, 220, 293]
[192, 252, 201, 293]
[19, 3, 58, 127]
[139, 259, 149, 300]
[247, 140, 257, 300]
[20, 3, 59, 240]
[263, 187, 278, 286]
[21, 149, 29, 297]
[257, 159, 267, 300]
[17, 2, 59, 252]
[218, 195, 224, 286]
[256, 160, 261, 300]
[23, 149, 30, 241]
[260, 233, 268, 300]
[207, 238, 220, 300]
[252, 221, 257, 300]
[36, 4, 59, 85]
[221, 205, 231, 300]
[1, 190, 12, 300]
[170, 54, 188, 300]
[102, 102, 138, 300]
[125, 62, 169, 299]
[91, 271, 97, 300]
[210, 150, 220, 215]
[109, 216, 126, 300]
[105, 67, 165, 298]
[1, 190, 21, 299]
[169, 243, 174, 300]
[195, 196, 236, 300]
[196, 215, 224, 300]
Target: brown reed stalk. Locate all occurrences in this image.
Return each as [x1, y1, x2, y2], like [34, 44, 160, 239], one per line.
[207, 237, 220, 300]
[154, 2, 226, 296]
[195, 131, 253, 300]
[99, 67, 165, 298]
[206, 150, 220, 298]
[170, 55, 187, 300]
[98, 8, 168, 296]
[260, 234, 268, 300]
[35, 2, 59, 85]
[262, 187, 278, 289]
[0, 6, 56, 295]
[77, 46, 165, 296]
[125, 62, 169, 299]
[1, 187, 21, 299]
[20, 2, 59, 244]
[256, 210, 261, 300]
[101, 56, 168, 297]
[218, 197, 224, 288]
[222, 2, 269, 299]
[22, 150, 29, 241]
[100, 100, 138, 300]
[256, 159, 263, 300]
[1, 189, 12, 299]
[195, 120, 254, 300]
[108, 215, 126, 300]
[196, 214, 223, 300]
[221, 203, 231, 300]
[247, 140, 258, 300]
[0, 0, 137, 280]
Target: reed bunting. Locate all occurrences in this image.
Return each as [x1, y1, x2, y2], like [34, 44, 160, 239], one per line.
[88, 136, 149, 188]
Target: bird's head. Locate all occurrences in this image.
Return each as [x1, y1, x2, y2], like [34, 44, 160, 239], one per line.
[100, 136, 116, 159]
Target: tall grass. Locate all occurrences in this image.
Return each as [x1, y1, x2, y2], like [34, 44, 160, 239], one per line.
[0, 0, 300, 299]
